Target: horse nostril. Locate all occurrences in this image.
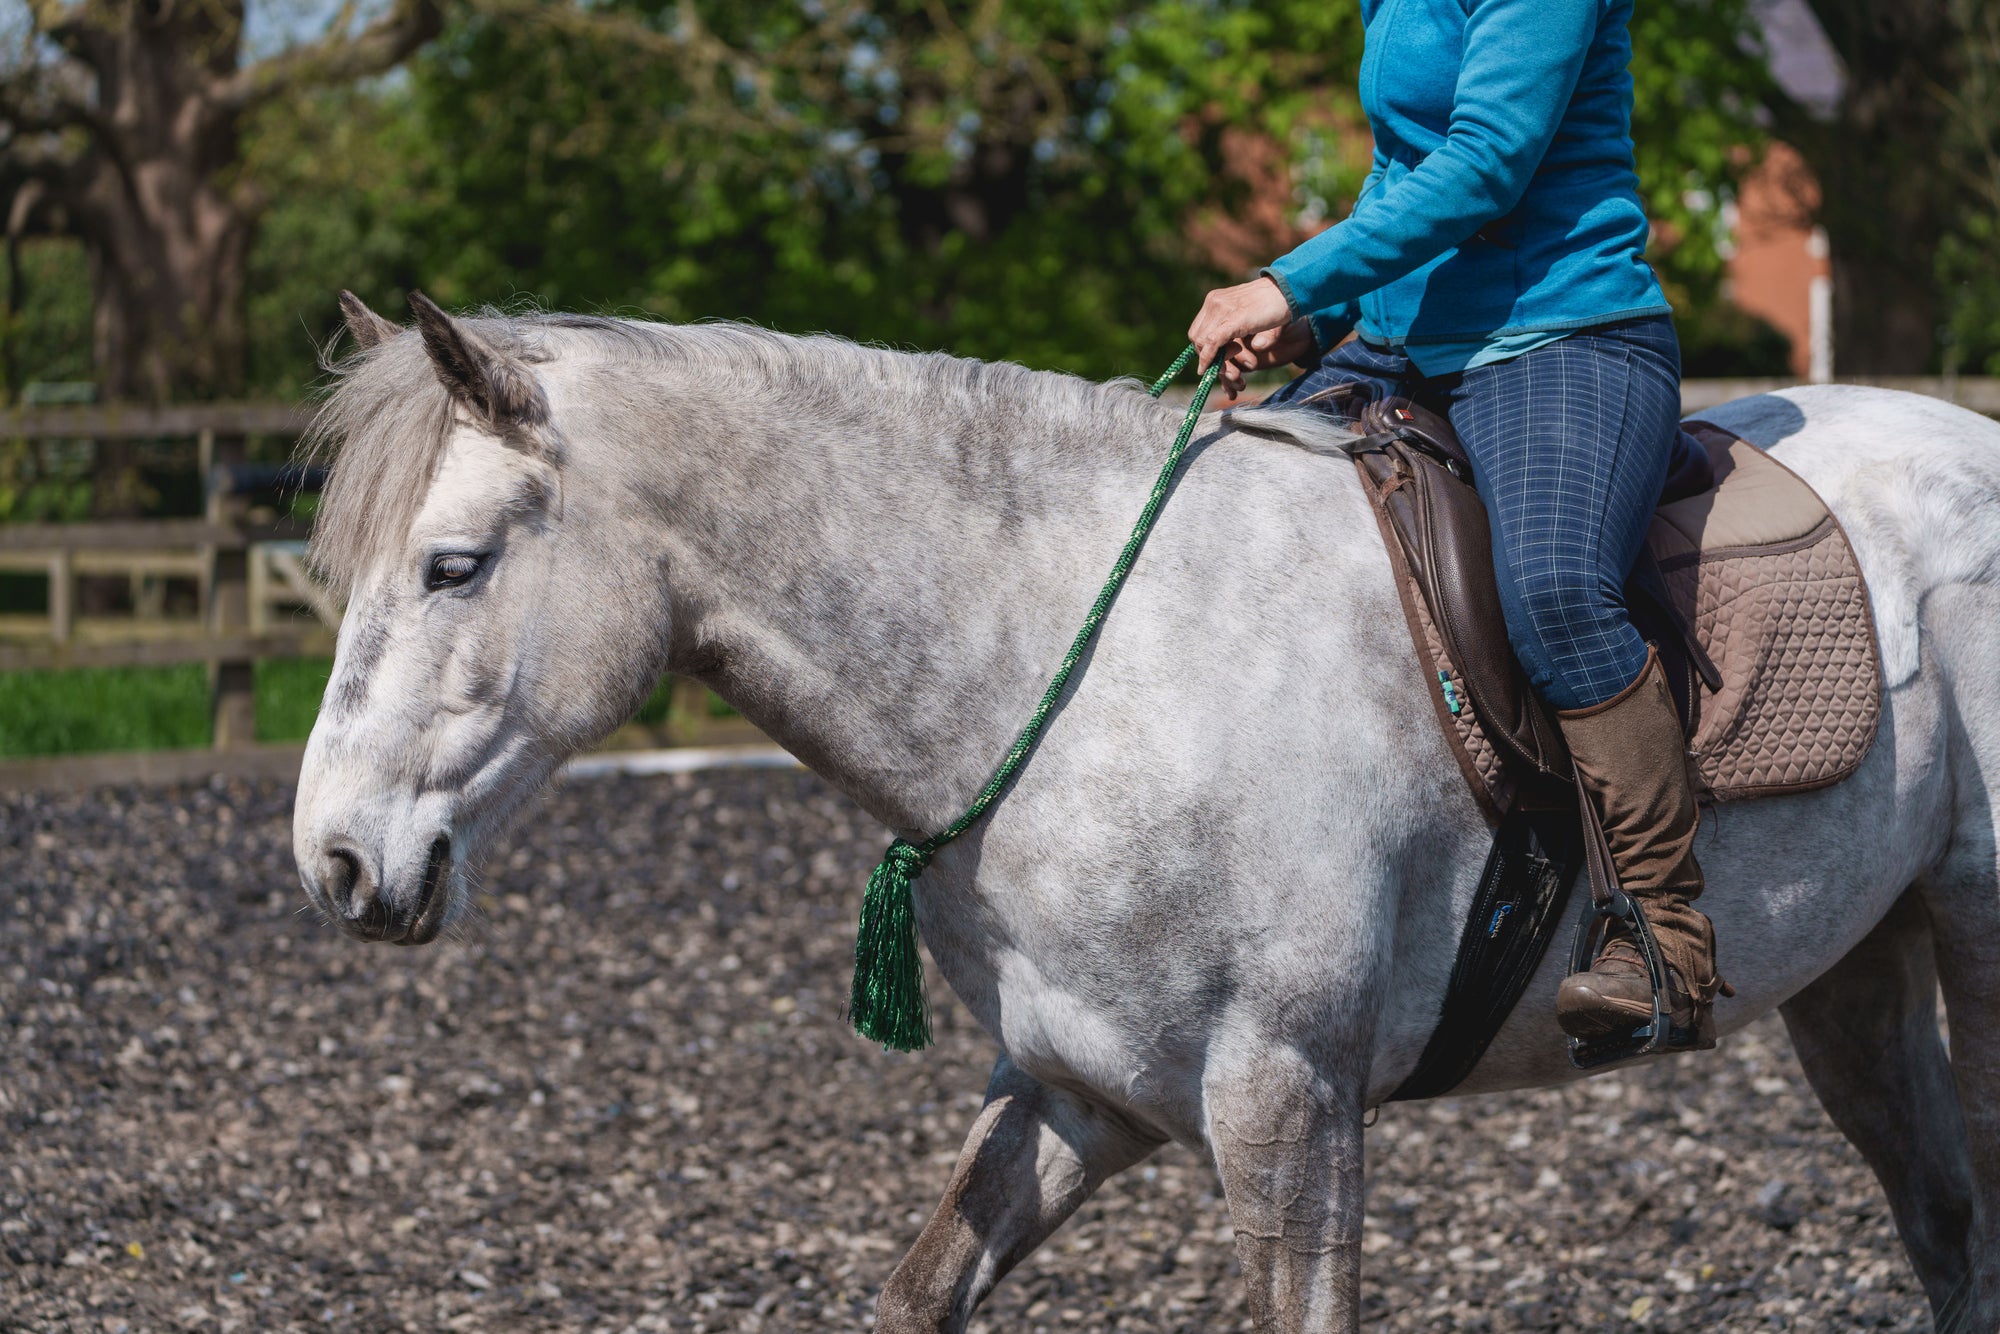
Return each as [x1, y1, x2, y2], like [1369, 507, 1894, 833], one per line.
[324, 846, 361, 916]
[354, 891, 392, 937]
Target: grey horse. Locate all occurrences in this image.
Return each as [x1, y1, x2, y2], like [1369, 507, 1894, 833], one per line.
[292, 293, 2000, 1332]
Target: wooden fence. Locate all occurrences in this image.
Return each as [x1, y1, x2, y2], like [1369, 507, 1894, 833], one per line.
[2, 378, 1997, 755]
[0, 402, 324, 750]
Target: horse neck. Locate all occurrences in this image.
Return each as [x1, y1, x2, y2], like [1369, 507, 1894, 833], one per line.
[612, 349, 1179, 832]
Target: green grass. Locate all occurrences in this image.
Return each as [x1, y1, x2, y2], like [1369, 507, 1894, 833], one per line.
[0, 661, 739, 759]
[0, 657, 335, 758]
[633, 674, 674, 726]
[256, 657, 335, 742]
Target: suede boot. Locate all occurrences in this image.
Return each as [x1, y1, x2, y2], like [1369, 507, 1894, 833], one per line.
[1554, 648, 1727, 1045]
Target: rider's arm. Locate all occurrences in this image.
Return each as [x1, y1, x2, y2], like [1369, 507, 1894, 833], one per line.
[1304, 301, 1361, 357]
[1261, 0, 1597, 318]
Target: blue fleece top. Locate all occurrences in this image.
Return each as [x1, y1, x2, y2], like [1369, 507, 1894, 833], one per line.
[1263, 0, 1669, 359]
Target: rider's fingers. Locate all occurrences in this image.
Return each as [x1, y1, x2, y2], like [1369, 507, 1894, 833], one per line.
[1192, 291, 1254, 370]
[1191, 325, 1221, 371]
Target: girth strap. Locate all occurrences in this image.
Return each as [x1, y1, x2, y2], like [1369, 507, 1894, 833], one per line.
[1388, 796, 1582, 1101]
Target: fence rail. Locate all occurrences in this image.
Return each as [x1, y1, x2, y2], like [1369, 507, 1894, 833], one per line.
[0, 631, 335, 674]
[0, 516, 308, 551]
[0, 402, 314, 438]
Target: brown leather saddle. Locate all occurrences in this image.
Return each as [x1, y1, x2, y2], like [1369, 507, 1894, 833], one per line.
[1303, 378, 1879, 1085]
[1324, 381, 1717, 806]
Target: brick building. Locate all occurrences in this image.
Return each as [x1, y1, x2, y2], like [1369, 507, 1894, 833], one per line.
[1727, 0, 1845, 380]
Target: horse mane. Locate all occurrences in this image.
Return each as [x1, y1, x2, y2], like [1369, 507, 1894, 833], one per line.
[301, 311, 1187, 590]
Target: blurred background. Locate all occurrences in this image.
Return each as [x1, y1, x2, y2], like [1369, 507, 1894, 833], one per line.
[0, 0, 1996, 765]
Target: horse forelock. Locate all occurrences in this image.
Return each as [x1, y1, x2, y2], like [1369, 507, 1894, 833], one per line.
[303, 334, 455, 590]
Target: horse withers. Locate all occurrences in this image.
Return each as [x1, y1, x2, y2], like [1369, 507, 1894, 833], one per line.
[293, 292, 2000, 1332]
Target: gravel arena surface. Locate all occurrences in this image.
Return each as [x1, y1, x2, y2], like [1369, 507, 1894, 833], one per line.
[1, 768, 1935, 1332]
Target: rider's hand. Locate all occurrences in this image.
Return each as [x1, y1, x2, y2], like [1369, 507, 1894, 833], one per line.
[1217, 318, 1318, 401]
[1189, 275, 1293, 368]
[1189, 277, 1301, 401]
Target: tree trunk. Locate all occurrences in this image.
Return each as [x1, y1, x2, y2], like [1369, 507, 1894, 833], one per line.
[1828, 251, 1937, 376]
[82, 159, 256, 402]
[1789, 0, 1964, 373]
[59, 3, 260, 402]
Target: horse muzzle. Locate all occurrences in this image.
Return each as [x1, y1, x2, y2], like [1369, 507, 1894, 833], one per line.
[304, 833, 455, 945]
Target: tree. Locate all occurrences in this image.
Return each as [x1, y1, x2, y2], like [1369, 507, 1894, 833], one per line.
[0, 0, 443, 402]
[1936, 0, 2000, 375]
[1765, 0, 1998, 373]
[294, 0, 1764, 385]
[339, 0, 1372, 380]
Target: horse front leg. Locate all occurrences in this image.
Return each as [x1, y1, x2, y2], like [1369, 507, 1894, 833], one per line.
[1206, 1044, 1368, 1331]
[875, 1053, 1163, 1333]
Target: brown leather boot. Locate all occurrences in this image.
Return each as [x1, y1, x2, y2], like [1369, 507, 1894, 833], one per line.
[1553, 649, 1728, 1046]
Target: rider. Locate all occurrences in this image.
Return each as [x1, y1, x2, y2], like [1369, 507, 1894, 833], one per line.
[1188, 0, 1725, 1045]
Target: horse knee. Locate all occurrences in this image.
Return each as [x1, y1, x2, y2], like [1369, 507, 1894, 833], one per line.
[879, 1058, 1161, 1332]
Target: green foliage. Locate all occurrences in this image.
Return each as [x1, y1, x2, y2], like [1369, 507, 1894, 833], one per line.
[0, 240, 101, 520]
[0, 239, 94, 392]
[1938, 0, 2000, 376]
[632, 675, 674, 727]
[13, 2, 1811, 401]
[234, 0, 1773, 384]
[1629, 0, 1772, 307]
[244, 87, 424, 400]
[339, 1, 1370, 378]
[1940, 212, 2000, 376]
[0, 437, 95, 523]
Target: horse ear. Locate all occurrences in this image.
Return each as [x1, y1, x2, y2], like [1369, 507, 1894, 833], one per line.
[407, 290, 548, 430]
[338, 290, 399, 350]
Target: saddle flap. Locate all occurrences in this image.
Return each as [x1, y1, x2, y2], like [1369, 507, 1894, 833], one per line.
[1353, 407, 1573, 787]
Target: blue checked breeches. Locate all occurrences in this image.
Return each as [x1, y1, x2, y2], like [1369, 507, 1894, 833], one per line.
[1268, 315, 1692, 711]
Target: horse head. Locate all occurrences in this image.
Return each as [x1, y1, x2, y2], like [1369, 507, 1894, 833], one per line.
[291, 292, 671, 944]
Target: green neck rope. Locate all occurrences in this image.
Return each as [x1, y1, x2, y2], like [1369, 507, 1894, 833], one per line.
[849, 344, 1222, 1051]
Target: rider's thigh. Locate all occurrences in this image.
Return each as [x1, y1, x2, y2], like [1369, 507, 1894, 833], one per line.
[1442, 318, 1681, 710]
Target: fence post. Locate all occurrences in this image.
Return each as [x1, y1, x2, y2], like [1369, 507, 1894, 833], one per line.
[206, 431, 256, 750]
[46, 549, 72, 642]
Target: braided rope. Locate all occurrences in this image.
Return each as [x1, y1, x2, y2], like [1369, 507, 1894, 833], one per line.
[850, 345, 1223, 1050]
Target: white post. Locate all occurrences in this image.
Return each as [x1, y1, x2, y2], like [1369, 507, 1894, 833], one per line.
[1807, 227, 1833, 384]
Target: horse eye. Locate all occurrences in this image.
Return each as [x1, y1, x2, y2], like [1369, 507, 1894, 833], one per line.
[426, 554, 484, 590]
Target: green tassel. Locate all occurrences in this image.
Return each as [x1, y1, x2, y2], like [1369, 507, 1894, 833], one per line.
[849, 838, 933, 1051]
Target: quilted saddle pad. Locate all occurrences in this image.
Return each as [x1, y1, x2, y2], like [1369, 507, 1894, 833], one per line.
[1657, 422, 1882, 798]
[1395, 422, 1882, 813]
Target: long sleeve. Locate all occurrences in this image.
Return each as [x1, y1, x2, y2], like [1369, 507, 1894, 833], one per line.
[1264, 0, 1598, 318]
